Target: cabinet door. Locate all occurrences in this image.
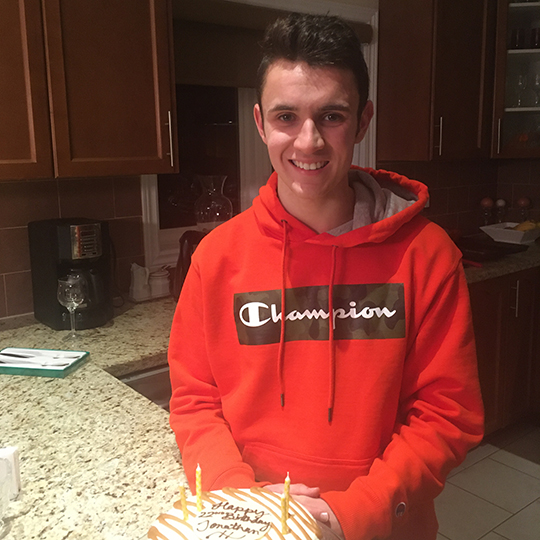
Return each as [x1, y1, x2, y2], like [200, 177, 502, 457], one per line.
[492, 0, 540, 158]
[377, 0, 494, 161]
[469, 276, 506, 435]
[433, 0, 496, 159]
[0, 0, 53, 180]
[502, 267, 538, 425]
[377, 0, 434, 161]
[42, 0, 177, 177]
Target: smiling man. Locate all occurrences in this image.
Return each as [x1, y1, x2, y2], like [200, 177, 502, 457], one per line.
[168, 13, 484, 540]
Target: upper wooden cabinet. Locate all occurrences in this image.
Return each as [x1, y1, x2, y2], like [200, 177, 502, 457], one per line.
[492, 1, 540, 158]
[377, 0, 496, 162]
[0, 0, 177, 180]
[0, 0, 54, 179]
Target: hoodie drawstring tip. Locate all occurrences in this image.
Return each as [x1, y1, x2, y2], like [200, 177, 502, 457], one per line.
[328, 407, 333, 423]
[280, 394, 285, 408]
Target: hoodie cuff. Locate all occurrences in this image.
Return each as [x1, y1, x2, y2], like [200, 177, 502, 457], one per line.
[321, 475, 399, 540]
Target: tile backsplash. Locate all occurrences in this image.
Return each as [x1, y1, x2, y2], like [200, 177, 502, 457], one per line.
[0, 176, 144, 319]
[1, 159, 540, 321]
[378, 159, 540, 234]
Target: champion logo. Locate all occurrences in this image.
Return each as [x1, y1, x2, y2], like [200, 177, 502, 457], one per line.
[239, 301, 397, 329]
[234, 284, 405, 345]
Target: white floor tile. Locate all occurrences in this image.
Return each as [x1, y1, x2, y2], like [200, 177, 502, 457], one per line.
[490, 429, 540, 480]
[435, 483, 511, 540]
[494, 498, 540, 540]
[448, 458, 540, 513]
[479, 533, 510, 540]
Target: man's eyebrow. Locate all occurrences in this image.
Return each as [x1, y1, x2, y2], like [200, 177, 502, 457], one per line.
[267, 104, 298, 113]
[267, 103, 352, 113]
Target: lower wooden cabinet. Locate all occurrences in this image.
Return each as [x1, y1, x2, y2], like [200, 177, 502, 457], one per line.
[469, 266, 540, 435]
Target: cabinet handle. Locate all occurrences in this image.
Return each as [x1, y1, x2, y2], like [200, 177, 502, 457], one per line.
[166, 110, 174, 168]
[434, 116, 443, 156]
[497, 118, 501, 155]
[510, 279, 520, 318]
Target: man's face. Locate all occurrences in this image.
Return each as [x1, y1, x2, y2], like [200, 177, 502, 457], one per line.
[254, 60, 373, 208]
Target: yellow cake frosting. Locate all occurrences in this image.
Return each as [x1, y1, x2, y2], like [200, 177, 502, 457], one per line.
[148, 487, 322, 540]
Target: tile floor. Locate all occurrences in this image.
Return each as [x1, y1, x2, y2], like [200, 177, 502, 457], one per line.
[435, 422, 540, 540]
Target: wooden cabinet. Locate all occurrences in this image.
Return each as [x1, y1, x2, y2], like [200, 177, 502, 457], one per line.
[492, 0, 540, 158]
[0, 0, 177, 180]
[469, 266, 540, 435]
[377, 0, 496, 161]
[0, 0, 53, 179]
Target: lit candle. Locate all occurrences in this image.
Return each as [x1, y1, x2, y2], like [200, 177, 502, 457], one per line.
[281, 494, 289, 534]
[196, 464, 202, 512]
[179, 485, 189, 520]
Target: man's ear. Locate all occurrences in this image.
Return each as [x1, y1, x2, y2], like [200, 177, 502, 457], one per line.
[253, 103, 267, 144]
[355, 100, 374, 144]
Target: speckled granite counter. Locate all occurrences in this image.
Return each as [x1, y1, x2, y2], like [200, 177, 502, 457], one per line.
[0, 297, 185, 540]
[463, 241, 540, 284]
[0, 296, 178, 377]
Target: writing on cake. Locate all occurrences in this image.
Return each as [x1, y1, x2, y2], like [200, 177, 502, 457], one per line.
[196, 500, 272, 540]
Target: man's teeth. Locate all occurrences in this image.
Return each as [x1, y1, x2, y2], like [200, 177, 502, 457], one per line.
[292, 160, 327, 171]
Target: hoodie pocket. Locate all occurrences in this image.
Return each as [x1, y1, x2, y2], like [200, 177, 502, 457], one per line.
[242, 442, 376, 492]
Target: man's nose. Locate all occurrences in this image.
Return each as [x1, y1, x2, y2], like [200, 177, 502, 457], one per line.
[294, 119, 324, 153]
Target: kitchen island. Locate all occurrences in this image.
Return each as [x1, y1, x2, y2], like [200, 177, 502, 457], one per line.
[0, 297, 183, 540]
[1, 242, 539, 539]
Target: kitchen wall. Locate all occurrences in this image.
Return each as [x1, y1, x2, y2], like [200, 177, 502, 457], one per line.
[0, 176, 144, 319]
[378, 159, 540, 235]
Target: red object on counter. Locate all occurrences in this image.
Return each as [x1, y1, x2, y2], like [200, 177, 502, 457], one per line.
[462, 259, 483, 268]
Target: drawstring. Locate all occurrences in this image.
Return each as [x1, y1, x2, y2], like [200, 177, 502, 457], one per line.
[278, 220, 289, 408]
[277, 221, 338, 424]
[328, 245, 338, 423]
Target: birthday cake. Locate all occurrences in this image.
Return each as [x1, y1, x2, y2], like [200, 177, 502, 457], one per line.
[147, 487, 322, 540]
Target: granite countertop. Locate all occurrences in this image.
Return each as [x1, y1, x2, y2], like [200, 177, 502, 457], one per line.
[1, 244, 540, 539]
[0, 296, 178, 377]
[0, 296, 185, 540]
[463, 241, 540, 284]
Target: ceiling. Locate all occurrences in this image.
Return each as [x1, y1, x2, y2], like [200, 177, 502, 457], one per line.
[172, 0, 373, 42]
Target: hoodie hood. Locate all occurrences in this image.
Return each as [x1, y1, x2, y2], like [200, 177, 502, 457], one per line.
[252, 166, 429, 247]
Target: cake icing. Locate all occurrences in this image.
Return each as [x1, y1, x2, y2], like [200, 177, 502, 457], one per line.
[148, 487, 322, 540]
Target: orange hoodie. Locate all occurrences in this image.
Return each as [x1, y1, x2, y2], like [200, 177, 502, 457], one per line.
[168, 168, 484, 540]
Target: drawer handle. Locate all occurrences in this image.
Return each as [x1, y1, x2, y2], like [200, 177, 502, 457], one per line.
[510, 279, 520, 318]
[166, 110, 174, 168]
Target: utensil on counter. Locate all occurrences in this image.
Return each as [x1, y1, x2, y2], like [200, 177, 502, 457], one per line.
[0, 351, 79, 360]
[0, 355, 71, 367]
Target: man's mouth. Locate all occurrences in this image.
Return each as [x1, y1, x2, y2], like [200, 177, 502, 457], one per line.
[291, 160, 329, 171]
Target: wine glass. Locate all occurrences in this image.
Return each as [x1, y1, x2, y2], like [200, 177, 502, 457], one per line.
[532, 73, 540, 106]
[516, 73, 527, 107]
[57, 273, 86, 340]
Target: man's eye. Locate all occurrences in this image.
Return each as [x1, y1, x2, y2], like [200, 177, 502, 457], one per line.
[278, 113, 295, 122]
[324, 113, 344, 122]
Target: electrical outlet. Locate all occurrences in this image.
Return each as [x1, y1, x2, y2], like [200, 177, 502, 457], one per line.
[0, 447, 21, 499]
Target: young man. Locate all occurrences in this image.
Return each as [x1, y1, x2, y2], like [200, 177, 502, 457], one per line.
[168, 13, 484, 540]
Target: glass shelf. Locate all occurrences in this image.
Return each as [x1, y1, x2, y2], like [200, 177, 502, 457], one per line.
[509, 2, 540, 8]
[505, 107, 540, 112]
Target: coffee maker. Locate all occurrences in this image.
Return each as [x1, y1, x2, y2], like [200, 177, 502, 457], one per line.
[28, 218, 114, 330]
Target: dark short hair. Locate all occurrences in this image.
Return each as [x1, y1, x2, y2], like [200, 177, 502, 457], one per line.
[256, 13, 370, 115]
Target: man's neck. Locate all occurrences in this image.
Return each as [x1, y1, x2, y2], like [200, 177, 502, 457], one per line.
[277, 183, 355, 234]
